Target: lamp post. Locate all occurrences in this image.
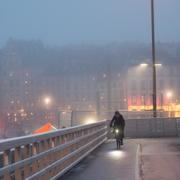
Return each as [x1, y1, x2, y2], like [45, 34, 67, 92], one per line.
[151, 0, 157, 117]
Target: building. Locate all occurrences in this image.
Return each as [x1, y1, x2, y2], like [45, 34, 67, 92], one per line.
[0, 40, 180, 136]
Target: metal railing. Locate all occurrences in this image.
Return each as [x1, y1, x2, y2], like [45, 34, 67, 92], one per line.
[0, 121, 107, 180]
[0, 118, 179, 179]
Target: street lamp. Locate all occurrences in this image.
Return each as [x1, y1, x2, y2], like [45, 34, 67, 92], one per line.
[140, 63, 148, 67]
[141, 1, 160, 119]
[151, 0, 157, 117]
[155, 64, 162, 67]
[43, 96, 52, 121]
[140, 63, 162, 67]
[44, 97, 51, 107]
[166, 91, 173, 99]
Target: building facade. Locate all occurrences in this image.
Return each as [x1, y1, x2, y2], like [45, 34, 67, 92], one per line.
[0, 40, 180, 136]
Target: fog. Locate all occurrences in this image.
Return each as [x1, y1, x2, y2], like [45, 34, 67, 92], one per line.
[0, 0, 180, 138]
[0, 0, 180, 47]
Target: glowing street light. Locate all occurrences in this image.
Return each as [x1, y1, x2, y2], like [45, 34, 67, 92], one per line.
[140, 63, 148, 67]
[43, 96, 52, 122]
[166, 91, 173, 98]
[140, 63, 162, 67]
[44, 97, 52, 106]
[155, 63, 162, 67]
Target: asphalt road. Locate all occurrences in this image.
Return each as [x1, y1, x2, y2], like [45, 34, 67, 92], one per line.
[61, 139, 138, 180]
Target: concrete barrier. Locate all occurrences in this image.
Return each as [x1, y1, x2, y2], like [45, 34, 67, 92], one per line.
[107, 118, 180, 138]
[125, 118, 180, 138]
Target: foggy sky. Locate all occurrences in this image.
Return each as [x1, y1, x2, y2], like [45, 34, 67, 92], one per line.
[0, 0, 180, 47]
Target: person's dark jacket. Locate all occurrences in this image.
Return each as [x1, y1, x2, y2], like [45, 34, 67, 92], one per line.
[110, 114, 125, 129]
[110, 114, 125, 138]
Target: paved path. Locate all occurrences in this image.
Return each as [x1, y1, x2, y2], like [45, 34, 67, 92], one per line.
[60, 138, 180, 180]
[61, 139, 138, 180]
[138, 138, 180, 180]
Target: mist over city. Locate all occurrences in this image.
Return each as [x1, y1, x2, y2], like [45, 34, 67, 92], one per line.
[0, 0, 180, 47]
[0, 1, 180, 180]
[0, 39, 180, 137]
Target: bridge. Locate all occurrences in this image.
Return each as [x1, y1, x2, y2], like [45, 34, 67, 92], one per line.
[0, 118, 180, 180]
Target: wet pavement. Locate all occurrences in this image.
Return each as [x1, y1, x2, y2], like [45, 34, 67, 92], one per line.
[61, 139, 138, 180]
[60, 138, 180, 180]
[138, 138, 180, 180]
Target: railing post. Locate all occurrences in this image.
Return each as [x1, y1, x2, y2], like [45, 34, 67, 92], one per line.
[31, 142, 39, 174]
[23, 144, 30, 178]
[3, 150, 11, 180]
[14, 147, 21, 180]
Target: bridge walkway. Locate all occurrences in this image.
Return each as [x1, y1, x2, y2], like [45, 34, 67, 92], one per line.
[61, 139, 139, 180]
